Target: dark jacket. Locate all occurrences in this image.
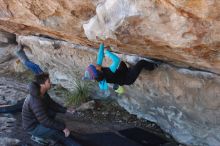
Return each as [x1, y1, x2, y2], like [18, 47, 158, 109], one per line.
[22, 82, 67, 132]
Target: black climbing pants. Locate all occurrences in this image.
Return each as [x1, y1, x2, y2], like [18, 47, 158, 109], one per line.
[124, 60, 157, 85]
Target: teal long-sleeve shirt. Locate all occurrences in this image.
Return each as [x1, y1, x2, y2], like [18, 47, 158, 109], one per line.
[96, 44, 120, 90]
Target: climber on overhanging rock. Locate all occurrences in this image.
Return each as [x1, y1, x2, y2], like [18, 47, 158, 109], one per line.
[82, 42, 162, 97]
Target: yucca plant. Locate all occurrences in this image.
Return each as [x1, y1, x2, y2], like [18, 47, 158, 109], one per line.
[65, 79, 91, 106]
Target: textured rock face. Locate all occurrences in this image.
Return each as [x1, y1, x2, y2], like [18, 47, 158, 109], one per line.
[17, 35, 220, 146]
[0, 0, 97, 46]
[0, 137, 20, 146]
[0, 43, 17, 74]
[0, 29, 16, 43]
[0, 76, 28, 104]
[84, 0, 220, 74]
[1, 0, 220, 146]
[0, 115, 16, 134]
[0, 0, 220, 74]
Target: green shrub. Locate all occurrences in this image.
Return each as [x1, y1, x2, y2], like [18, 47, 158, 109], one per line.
[65, 79, 91, 106]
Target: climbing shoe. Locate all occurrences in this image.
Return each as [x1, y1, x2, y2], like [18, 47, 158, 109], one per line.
[113, 84, 125, 95]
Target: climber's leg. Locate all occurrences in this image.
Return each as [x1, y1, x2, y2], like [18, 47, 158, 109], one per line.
[124, 60, 158, 85]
